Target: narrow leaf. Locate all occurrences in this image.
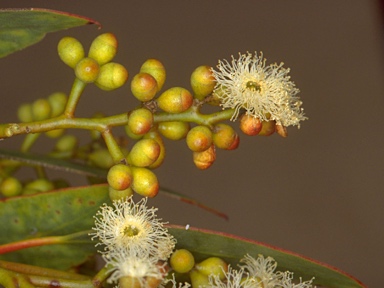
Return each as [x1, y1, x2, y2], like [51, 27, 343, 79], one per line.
[168, 225, 366, 288]
[0, 8, 100, 58]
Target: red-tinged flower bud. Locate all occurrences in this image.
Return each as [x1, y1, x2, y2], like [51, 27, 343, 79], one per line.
[75, 57, 100, 83]
[107, 164, 133, 191]
[131, 72, 158, 102]
[127, 108, 154, 136]
[0, 177, 23, 197]
[88, 33, 118, 65]
[186, 125, 213, 152]
[259, 120, 276, 136]
[195, 257, 228, 280]
[143, 130, 166, 169]
[170, 249, 195, 274]
[212, 123, 239, 150]
[158, 121, 190, 141]
[190, 65, 215, 100]
[276, 124, 288, 137]
[157, 87, 193, 113]
[128, 138, 160, 167]
[240, 114, 262, 136]
[95, 62, 128, 90]
[31, 98, 52, 121]
[193, 144, 216, 170]
[131, 167, 159, 198]
[57, 37, 85, 68]
[140, 58, 166, 91]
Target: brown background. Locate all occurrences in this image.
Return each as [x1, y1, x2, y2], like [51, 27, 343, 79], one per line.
[0, 1, 383, 287]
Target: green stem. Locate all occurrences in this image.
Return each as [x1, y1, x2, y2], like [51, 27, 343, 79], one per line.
[102, 129, 126, 164]
[21, 133, 41, 153]
[91, 264, 113, 287]
[64, 78, 87, 118]
[0, 230, 91, 254]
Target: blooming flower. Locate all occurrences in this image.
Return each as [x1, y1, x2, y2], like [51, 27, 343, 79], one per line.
[212, 52, 306, 127]
[90, 196, 176, 261]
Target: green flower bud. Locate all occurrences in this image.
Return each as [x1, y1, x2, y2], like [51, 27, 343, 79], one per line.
[88, 33, 118, 65]
[190, 269, 209, 288]
[17, 103, 33, 123]
[193, 144, 216, 170]
[143, 130, 165, 169]
[212, 123, 239, 150]
[75, 57, 100, 83]
[140, 58, 166, 91]
[190, 65, 215, 100]
[25, 178, 54, 193]
[195, 257, 228, 280]
[0, 177, 23, 197]
[57, 37, 85, 68]
[127, 108, 154, 136]
[240, 115, 262, 136]
[186, 125, 213, 152]
[259, 120, 276, 136]
[54, 134, 78, 153]
[107, 164, 133, 191]
[45, 129, 65, 139]
[47, 92, 67, 117]
[128, 138, 160, 167]
[170, 249, 195, 274]
[131, 167, 159, 198]
[109, 186, 134, 201]
[88, 148, 114, 169]
[158, 121, 189, 141]
[32, 98, 52, 121]
[131, 72, 158, 102]
[95, 62, 128, 90]
[157, 87, 193, 113]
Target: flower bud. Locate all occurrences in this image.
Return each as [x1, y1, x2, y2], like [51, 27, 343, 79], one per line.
[157, 87, 193, 113]
[25, 179, 54, 193]
[107, 164, 133, 191]
[57, 37, 85, 68]
[143, 130, 165, 169]
[195, 257, 228, 280]
[95, 62, 128, 91]
[109, 186, 134, 201]
[190, 269, 209, 288]
[186, 126, 213, 152]
[75, 57, 100, 83]
[131, 72, 158, 102]
[127, 108, 154, 136]
[193, 144, 216, 170]
[275, 124, 288, 137]
[212, 123, 239, 150]
[140, 58, 166, 91]
[119, 276, 141, 288]
[190, 65, 215, 100]
[32, 98, 52, 121]
[170, 249, 195, 274]
[0, 177, 23, 197]
[88, 33, 118, 65]
[240, 115, 262, 136]
[158, 121, 189, 141]
[47, 92, 67, 117]
[45, 129, 65, 139]
[54, 134, 78, 153]
[17, 103, 33, 123]
[259, 120, 276, 136]
[131, 167, 159, 197]
[88, 148, 114, 169]
[128, 138, 160, 167]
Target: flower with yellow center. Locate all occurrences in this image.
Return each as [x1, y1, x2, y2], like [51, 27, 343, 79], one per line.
[212, 52, 307, 127]
[90, 197, 176, 261]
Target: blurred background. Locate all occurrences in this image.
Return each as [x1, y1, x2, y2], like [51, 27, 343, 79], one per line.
[0, 1, 383, 287]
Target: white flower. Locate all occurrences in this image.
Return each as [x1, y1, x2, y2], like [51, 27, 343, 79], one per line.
[105, 248, 165, 286]
[279, 272, 315, 288]
[212, 52, 306, 127]
[90, 196, 176, 260]
[208, 266, 250, 288]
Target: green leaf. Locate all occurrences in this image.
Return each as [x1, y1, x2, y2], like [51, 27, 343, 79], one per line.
[0, 8, 100, 58]
[0, 184, 110, 270]
[168, 225, 366, 288]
